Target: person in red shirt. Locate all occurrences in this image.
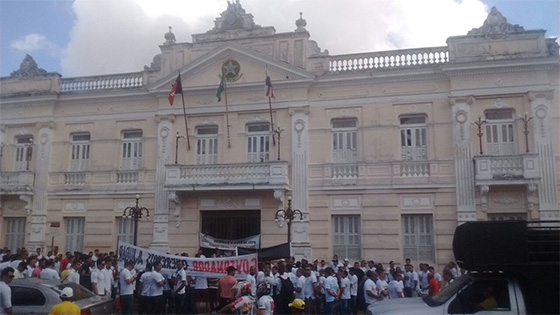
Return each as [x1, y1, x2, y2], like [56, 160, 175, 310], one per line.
[217, 266, 238, 311]
[59, 252, 73, 273]
[428, 273, 439, 296]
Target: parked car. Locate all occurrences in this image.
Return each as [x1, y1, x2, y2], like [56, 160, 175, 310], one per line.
[8, 278, 113, 314]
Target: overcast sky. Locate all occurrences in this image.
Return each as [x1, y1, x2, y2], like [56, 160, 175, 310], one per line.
[1, 0, 559, 77]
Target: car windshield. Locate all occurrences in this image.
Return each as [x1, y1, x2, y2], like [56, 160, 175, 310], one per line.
[423, 274, 472, 307]
[52, 283, 95, 301]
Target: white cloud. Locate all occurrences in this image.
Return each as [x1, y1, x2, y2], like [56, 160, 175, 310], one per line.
[11, 33, 59, 54]
[62, 0, 490, 77]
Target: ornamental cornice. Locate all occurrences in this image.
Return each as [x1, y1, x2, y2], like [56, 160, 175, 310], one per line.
[313, 72, 446, 89]
[526, 90, 554, 101]
[442, 61, 558, 77]
[154, 114, 175, 123]
[448, 96, 475, 106]
[36, 121, 54, 129]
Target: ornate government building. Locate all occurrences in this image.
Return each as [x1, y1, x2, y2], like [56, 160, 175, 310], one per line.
[1, 4, 558, 267]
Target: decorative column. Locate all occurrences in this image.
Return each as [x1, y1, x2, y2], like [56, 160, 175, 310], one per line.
[450, 97, 477, 223]
[289, 107, 312, 260]
[528, 92, 559, 220]
[26, 123, 53, 249]
[150, 115, 175, 252]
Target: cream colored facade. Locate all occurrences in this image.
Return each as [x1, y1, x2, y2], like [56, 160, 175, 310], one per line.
[1, 5, 559, 268]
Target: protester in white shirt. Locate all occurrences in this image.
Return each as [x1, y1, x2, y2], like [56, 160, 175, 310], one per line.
[0, 267, 14, 315]
[364, 270, 378, 307]
[119, 261, 138, 315]
[39, 260, 60, 280]
[150, 261, 166, 314]
[340, 270, 352, 314]
[246, 266, 257, 297]
[376, 270, 389, 301]
[388, 272, 404, 299]
[91, 260, 106, 296]
[101, 259, 114, 298]
[349, 267, 358, 313]
[294, 269, 306, 300]
[65, 260, 81, 284]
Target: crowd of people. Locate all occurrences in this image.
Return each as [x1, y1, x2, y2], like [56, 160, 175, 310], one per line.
[0, 247, 462, 315]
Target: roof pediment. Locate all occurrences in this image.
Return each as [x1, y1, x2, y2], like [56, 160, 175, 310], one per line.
[149, 43, 314, 93]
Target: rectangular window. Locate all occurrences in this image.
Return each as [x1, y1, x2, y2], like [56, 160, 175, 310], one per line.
[70, 133, 90, 171]
[121, 130, 143, 170]
[196, 126, 218, 165]
[65, 217, 84, 253]
[117, 218, 134, 245]
[400, 116, 428, 161]
[485, 109, 515, 155]
[403, 215, 434, 262]
[4, 218, 26, 251]
[14, 135, 33, 171]
[332, 119, 358, 163]
[332, 215, 361, 261]
[247, 123, 270, 163]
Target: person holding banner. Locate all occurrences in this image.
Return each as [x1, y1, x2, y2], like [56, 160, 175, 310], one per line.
[173, 260, 187, 314]
[217, 266, 238, 311]
[119, 261, 138, 315]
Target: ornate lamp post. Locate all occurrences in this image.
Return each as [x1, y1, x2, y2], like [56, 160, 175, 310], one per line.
[24, 138, 34, 170]
[274, 196, 303, 243]
[473, 117, 486, 155]
[519, 113, 533, 153]
[122, 194, 150, 246]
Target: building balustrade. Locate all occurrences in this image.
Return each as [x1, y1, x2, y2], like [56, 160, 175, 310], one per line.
[165, 161, 290, 190]
[474, 154, 540, 184]
[64, 172, 86, 186]
[309, 160, 453, 187]
[117, 170, 139, 184]
[61, 72, 144, 92]
[328, 46, 449, 72]
[0, 171, 34, 194]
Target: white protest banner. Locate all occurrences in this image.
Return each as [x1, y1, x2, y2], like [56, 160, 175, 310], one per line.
[199, 233, 260, 250]
[117, 241, 257, 278]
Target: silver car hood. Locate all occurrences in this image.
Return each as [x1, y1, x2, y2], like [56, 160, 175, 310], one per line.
[368, 297, 437, 315]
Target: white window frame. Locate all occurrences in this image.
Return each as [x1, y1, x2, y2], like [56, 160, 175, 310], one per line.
[332, 215, 361, 261]
[485, 109, 516, 156]
[403, 214, 434, 262]
[247, 123, 270, 163]
[400, 115, 428, 161]
[117, 218, 134, 245]
[196, 126, 218, 165]
[70, 133, 90, 171]
[121, 130, 143, 170]
[332, 118, 358, 163]
[4, 218, 26, 252]
[65, 217, 84, 253]
[14, 135, 33, 171]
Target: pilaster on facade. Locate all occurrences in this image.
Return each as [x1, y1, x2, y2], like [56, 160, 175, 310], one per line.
[27, 124, 53, 248]
[290, 106, 311, 259]
[150, 116, 174, 252]
[450, 97, 477, 223]
[528, 91, 559, 219]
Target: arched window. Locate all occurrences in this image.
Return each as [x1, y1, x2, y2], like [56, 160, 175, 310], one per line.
[484, 109, 515, 155]
[400, 115, 428, 161]
[247, 123, 270, 162]
[121, 130, 143, 170]
[196, 125, 218, 165]
[332, 118, 358, 163]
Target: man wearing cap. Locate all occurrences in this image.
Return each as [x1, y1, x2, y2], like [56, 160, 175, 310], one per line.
[218, 266, 238, 311]
[48, 287, 80, 315]
[288, 298, 305, 314]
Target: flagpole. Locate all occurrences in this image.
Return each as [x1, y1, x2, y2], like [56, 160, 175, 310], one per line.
[268, 96, 276, 146]
[180, 92, 191, 150]
[224, 76, 231, 148]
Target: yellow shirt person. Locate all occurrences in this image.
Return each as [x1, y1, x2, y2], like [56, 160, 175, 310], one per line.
[48, 287, 80, 315]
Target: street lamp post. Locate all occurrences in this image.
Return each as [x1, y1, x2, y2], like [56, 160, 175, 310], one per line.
[519, 113, 533, 153]
[274, 196, 303, 243]
[473, 117, 486, 155]
[122, 194, 150, 246]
